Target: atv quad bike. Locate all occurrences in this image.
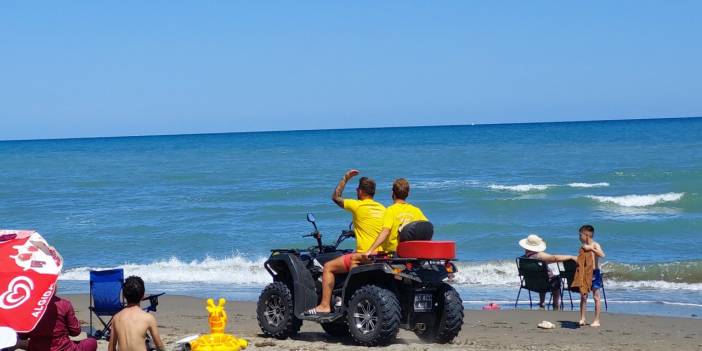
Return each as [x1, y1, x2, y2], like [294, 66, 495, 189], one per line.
[256, 214, 464, 346]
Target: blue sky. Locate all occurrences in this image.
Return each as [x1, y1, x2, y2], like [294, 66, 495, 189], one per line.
[1, 1, 700, 140]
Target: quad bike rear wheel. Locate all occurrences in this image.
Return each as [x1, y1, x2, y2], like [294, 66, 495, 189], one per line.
[414, 285, 464, 343]
[347, 285, 401, 346]
[257, 282, 303, 339]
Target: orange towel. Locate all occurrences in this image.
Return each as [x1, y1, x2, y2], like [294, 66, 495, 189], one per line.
[571, 248, 595, 294]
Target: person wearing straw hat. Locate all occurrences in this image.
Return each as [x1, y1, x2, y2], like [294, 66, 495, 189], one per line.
[519, 234, 577, 310]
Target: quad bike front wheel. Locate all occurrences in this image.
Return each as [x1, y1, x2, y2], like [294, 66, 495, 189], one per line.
[256, 282, 303, 339]
[347, 285, 401, 346]
[414, 285, 464, 343]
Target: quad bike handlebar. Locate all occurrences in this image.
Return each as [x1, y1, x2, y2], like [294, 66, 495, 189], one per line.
[304, 213, 354, 253]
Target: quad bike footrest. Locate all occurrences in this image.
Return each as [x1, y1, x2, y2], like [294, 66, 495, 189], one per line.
[299, 312, 343, 323]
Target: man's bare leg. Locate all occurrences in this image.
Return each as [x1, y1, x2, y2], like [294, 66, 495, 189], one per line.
[313, 256, 348, 313]
[591, 289, 601, 327]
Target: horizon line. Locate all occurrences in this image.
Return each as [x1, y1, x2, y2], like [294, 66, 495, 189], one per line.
[2, 115, 700, 143]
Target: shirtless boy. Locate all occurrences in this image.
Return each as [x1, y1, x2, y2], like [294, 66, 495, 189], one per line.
[578, 225, 606, 327]
[108, 276, 165, 351]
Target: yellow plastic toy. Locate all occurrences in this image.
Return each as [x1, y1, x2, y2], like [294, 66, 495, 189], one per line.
[190, 298, 248, 351]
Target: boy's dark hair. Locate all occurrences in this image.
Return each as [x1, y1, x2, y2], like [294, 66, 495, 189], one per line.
[123, 275, 145, 304]
[357, 177, 376, 197]
[579, 224, 595, 236]
[392, 178, 410, 200]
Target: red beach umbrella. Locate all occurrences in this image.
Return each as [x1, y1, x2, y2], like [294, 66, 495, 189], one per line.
[0, 230, 63, 333]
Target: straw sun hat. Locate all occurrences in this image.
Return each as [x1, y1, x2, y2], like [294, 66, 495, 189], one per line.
[519, 234, 547, 252]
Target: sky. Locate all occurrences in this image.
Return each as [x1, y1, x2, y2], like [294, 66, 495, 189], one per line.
[1, 1, 701, 140]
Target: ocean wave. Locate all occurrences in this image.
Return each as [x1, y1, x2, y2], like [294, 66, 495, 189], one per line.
[488, 184, 554, 192]
[461, 299, 702, 307]
[60, 256, 702, 291]
[567, 182, 610, 188]
[602, 261, 702, 284]
[605, 280, 702, 291]
[411, 180, 480, 189]
[451, 261, 702, 291]
[60, 255, 271, 285]
[586, 192, 684, 207]
[413, 180, 610, 192]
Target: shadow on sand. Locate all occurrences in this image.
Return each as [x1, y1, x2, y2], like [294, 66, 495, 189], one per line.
[558, 320, 581, 330]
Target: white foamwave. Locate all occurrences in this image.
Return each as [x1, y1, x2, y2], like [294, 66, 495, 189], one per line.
[60, 257, 702, 292]
[605, 280, 702, 291]
[567, 182, 610, 188]
[587, 192, 684, 207]
[412, 180, 480, 189]
[488, 184, 554, 192]
[452, 261, 518, 285]
[60, 255, 271, 285]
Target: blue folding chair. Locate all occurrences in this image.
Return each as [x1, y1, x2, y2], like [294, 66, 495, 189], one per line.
[89, 269, 125, 340]
[88, 269, 165, 340]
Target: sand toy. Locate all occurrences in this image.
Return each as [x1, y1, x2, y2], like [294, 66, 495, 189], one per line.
[190, 298, 248, 351]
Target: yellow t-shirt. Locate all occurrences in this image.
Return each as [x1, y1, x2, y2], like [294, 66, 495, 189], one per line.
[343, 198, 386, 252]
[381, 202, 428, 252]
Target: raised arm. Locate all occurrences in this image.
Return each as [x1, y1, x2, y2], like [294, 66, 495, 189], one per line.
[332, 169, 359, 208]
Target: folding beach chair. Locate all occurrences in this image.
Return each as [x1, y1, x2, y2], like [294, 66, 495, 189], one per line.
[89, 268, 124, 340]
[514, 257, 555, 309]
[598, 271, 609, 311]
[559, 260, 577, 310]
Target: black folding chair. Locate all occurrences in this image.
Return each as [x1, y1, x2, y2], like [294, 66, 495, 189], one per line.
[514, 257, 555, 309]
[558, 260, 577, 310]
[599, 271, 609, 310]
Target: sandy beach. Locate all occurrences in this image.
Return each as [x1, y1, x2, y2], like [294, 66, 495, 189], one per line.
[62, 294, 701, 351]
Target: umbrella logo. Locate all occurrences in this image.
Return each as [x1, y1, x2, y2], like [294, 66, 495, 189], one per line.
[0, 276, 34, 310]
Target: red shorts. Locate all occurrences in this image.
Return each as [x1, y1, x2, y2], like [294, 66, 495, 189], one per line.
[342, 253, 353, 271]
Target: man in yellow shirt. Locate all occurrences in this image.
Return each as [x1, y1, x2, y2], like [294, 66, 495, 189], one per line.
[306, 169, 385, 315]
[364, 178, 429, 256]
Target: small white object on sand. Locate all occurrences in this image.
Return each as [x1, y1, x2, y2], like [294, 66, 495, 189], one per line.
[537, 321, 555, 329]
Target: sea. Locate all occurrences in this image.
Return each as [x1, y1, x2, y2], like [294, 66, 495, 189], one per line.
[1, 117, 701, 318]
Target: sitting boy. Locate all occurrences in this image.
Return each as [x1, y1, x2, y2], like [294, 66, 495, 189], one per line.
[108, 276, 165, 351]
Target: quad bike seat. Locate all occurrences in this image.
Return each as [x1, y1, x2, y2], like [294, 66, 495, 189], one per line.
[396, 241, 456, 260]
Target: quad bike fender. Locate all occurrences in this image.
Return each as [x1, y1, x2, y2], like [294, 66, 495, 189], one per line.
[264, 254, 318, 317]
[341, 263, 398, 302]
